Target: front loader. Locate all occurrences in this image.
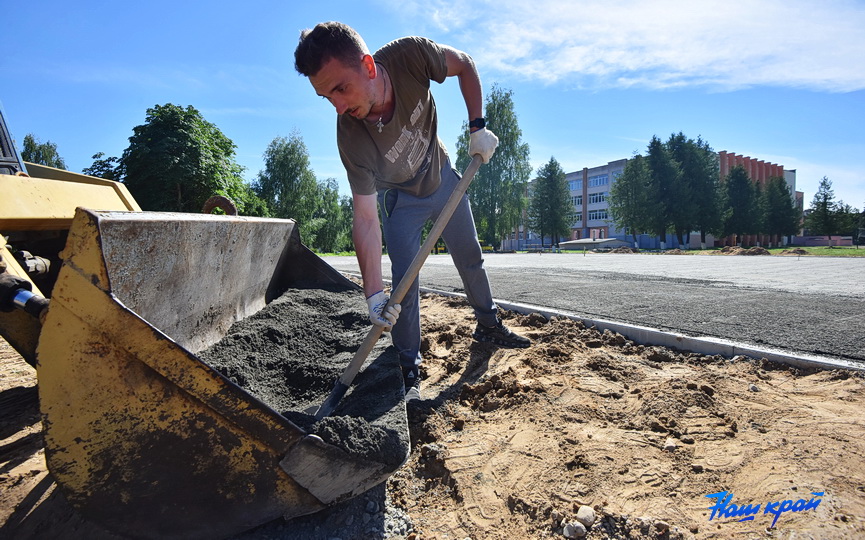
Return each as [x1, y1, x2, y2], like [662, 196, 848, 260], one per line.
[0, 112, 408, 539]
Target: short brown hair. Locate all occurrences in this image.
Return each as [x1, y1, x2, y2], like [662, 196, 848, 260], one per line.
[294, 21, 369, 77]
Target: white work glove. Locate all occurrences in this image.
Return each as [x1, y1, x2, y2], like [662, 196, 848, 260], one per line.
[366, 290, 401, 328]
[469, 127, 499, 164]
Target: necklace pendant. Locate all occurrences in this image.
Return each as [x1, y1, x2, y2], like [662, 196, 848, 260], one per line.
[376, 118, 384, 133]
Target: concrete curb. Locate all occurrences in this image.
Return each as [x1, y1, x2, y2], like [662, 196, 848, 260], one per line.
[344, 271, 863, 373]
[479, 293, 865, 374]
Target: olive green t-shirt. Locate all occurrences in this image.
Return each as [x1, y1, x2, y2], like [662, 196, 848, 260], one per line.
[337, 36, 449, 197]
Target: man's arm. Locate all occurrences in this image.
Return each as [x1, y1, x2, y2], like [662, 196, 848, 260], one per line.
[352, 192, 384, 297]
[442, 44, 498, 163]
[442, 45, 484, 123]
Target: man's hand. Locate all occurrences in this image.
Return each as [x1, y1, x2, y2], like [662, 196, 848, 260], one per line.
[469, 128, 498, 164]
[366, 290, 401, 328]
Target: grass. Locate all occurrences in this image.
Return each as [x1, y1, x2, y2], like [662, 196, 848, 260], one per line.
[765, 246, 865, 257]
[632, 246, 865, 257]
[317, 251, 356, 257]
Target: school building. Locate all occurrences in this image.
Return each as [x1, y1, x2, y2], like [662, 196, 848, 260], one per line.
[502, 152, 801, 251]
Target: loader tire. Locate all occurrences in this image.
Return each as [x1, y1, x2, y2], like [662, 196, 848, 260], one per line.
[202, 195, 238, 216]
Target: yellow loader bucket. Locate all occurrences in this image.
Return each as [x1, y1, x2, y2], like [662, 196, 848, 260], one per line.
[35, 208, 408, 539]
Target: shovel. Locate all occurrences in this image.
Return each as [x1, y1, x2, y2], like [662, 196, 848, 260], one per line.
[313, 154, 484, 420]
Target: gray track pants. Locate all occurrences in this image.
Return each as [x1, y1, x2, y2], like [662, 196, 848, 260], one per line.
[377, 161, 499, 369]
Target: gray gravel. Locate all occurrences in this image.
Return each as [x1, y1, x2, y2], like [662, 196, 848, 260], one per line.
[231, 483, 413, 540]
[323, 252, 865, 365]
[196, 285, 413, 539]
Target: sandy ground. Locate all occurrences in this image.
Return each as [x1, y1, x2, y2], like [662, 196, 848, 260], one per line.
[2, 291, 865, 539]
[391, 294, 865, 539]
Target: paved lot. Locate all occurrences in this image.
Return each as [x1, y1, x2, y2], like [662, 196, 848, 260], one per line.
[323, 252, 865, 365]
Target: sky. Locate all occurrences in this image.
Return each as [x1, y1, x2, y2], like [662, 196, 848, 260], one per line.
[3, 0, 864, 210]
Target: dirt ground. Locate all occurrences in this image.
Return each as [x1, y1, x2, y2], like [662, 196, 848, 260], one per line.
[2, 291, 865, 539]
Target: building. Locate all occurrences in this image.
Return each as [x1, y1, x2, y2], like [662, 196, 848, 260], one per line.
[504, 151, 800, 251]
[502, 159, 627, 251]
[717, 151, 799, 247]
[566, 159, 628, 241]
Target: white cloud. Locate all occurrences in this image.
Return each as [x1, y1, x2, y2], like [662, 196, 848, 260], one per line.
[385, 0, 865, 92]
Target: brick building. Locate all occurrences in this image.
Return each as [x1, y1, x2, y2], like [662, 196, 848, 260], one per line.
[717, 151, 801, 247]
[504, 151, 801, 251]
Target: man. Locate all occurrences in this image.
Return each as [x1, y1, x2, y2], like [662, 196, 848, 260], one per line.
[294, 22, 530, 399]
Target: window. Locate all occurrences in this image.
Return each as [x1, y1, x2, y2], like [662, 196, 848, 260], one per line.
[572, 195, 583, 206]
[588, 192, 607, 204]
[588, 209, 608, 221]
[569, 179, 582, 191]
[588, 174, 608, 187]
[575, 213, 582, 222]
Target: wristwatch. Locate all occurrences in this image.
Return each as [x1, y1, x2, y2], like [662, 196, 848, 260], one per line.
[469, 118, 485, 130]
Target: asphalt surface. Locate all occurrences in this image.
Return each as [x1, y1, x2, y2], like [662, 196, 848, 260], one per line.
[323, 252, 865, 366]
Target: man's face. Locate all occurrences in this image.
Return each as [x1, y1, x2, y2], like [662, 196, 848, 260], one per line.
[309, 56, 376, 120]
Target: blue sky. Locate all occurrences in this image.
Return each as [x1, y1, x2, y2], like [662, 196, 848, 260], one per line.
[3, 0, 864, 209]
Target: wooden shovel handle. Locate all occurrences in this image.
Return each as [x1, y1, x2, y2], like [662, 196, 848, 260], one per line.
[314, 155, 484, 419]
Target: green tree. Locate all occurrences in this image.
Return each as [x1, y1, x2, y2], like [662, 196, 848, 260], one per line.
[608, 154, 651, 248]
[527, 157, 576, 249]
[721, 165, 758, 245]
[667, 134, 720, 249]
[82, 152, 120, 180]
[645, 136, 680, 249]
[804, 177, 838, 240]
[753, 181, 767, 242]
[21, 134, 66, 169]
[455, 84, 531, 247]
[664, 133, 697, 248]
[858, 204, 865, 246]
[802, 176, 860, 245]
[120, 104, 258, 214]
[835, 203, 860, 240]
[762, 177, 800, 246]
[309, 178, 351, 253]
[340, 195, 354, 251]
[253, 132, 320, 242]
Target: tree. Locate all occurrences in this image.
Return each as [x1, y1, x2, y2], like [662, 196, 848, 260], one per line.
[309, 178, 352, 253]
[667, 134, 720, 249]
[82, 152, 120, 180]
[455, 84, 532, 248]
[21, 134, 66, 169]
[608, 154, 651, 248]
[762, 177, 799, 246]
[644, 136, 680, 249]
[804, 177, 838, 240]
[340, 195, 354, 251]
[752, 181, 767, 243]
[663, 133, 697, 248]
[835, 203, 860, 240]
[858, 204, 865, 246]
[804, 177, 862, 246]
[721, 165, 758, 245]
[527, 157, 576, 249]
[253, 132, 321, 242]
[120, 104, 259, 214]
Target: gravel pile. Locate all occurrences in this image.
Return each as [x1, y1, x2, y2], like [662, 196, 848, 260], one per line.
[197, 285, 413, 538]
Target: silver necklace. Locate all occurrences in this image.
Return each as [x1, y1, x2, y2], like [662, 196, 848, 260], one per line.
[374, 69, 386, 133]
